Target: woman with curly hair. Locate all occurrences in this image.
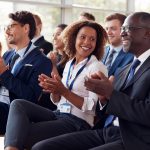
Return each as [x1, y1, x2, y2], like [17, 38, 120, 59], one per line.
[4, 20, 108, 150]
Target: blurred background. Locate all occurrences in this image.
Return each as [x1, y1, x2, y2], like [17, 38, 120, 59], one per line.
[0, 0, 150, 54]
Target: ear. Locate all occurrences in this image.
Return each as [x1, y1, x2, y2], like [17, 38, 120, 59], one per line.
[23, 24, 30, 34]
[144, 30, 150, 39]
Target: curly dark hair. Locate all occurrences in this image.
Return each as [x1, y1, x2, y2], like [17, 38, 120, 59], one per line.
[62, 20, 108, 60]
[9, 11, 36, 39]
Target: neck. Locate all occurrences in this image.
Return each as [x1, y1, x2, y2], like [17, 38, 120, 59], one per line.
[75, 55, 88, 65]
[15, 39, 30, 51]
[111, 42, 122, 48]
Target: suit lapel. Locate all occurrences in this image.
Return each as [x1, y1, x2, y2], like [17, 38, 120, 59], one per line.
[4, 50, 15, 65]
[102, 46, 110, 64]
[124, 56, 150, 88]
[13, 48, 40, 76]
[114, 64, 131, 90]
[109, 49, 125, 75]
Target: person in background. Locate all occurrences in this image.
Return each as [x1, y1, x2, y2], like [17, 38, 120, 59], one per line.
[39, 11, 150, 150]
[38, 24, 68, 110]
[4, 20, 108, 150]
[102, 13, 133, 76]
[0, 11, 52, 134]
[79, 11, 95, 21]
[48, 23, 68, 77]
[32, 14, 53, 55]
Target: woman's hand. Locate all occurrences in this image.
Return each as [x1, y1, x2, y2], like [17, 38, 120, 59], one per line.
[47, 51, 57, 65]
[38, 73, 66, 95]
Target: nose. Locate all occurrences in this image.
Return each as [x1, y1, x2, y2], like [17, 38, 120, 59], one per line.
[106, 28, 112, 35]
[83, 37, 90, 44]
[120, 29, 127, 37]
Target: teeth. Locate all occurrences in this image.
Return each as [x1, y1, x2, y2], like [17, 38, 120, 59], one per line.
[81, 46, 90, 51]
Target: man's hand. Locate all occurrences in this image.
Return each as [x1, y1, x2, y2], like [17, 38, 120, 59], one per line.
[84, 71, 114, 99]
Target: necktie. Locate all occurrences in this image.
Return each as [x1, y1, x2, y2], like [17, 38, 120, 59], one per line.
[105, 49, 116, 70]
[104, 115, 115, 127]
[125, 59, 141, 85]
[9, 53, 20, 70]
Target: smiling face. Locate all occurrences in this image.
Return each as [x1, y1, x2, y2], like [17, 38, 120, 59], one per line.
[105, 19, 122, 46]
[53, 27, 64, 53]
[75, 26, 97, 63]
[121, 14, 150, 56]
[5, 19, 28, 47]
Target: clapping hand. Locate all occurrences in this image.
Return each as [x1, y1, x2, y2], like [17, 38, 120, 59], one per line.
[84, 71, 114, 101]
[38, 72, 66, 95]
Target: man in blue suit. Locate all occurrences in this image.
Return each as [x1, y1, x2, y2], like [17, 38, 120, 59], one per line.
[103, 13, 133, 76]
[0, 11, 52, 134]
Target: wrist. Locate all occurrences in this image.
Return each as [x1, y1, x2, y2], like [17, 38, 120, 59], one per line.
[0, 66, 8, 74]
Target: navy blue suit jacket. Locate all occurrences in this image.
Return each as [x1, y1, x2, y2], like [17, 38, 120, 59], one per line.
[102, 46, 134, 76]
[0, 47, 52, 103]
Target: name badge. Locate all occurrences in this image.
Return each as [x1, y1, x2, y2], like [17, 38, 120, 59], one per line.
[0, 86, 9, 97]
[59, 103, 71, 113]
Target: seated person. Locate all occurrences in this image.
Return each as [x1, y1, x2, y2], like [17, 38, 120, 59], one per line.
[4, 20, 108, 150]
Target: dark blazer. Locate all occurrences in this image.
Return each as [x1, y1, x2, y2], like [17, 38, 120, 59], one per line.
[0, 47, 52, 103]
[102, 46, 134, 76]
[107, 56, 150, 150]
[34, 36, 53, 55]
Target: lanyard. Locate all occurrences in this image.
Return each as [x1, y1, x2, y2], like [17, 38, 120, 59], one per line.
[66, 55, 91, 90]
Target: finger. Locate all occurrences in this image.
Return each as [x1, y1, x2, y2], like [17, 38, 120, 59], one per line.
[90, 73, 101, 79]
[109, 75, 115, 84]
[54, 74, 61, 81]
[98, 72, 108, 80]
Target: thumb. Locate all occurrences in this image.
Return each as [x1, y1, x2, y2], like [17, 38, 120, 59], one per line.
[54, 74, 61, 81]
[98, 71, 107, 80]
[109, 75, 115, 83]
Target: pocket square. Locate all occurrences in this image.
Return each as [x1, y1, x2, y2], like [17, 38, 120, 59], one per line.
[24, 64, 33, 67]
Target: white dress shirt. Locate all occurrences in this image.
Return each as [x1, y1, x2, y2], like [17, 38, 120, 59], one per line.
[51, 55, 108, 126]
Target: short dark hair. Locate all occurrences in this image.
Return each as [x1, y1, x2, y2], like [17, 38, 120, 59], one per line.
[9, 11, 36, 39]
[132, 12, 150, 27]
[105, 13, 126, 25]
[80, 12, 95, 21]
[57, 24, 68, 30]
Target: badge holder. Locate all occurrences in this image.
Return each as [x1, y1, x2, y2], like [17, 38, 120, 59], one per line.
[59, 103, 72, 113]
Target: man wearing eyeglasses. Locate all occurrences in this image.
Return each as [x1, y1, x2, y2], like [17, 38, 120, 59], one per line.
[38, 12, 150, 150]
[95, 13, 134, 131]
[102, 13, 133, 76]
[0, 11, 52, 134]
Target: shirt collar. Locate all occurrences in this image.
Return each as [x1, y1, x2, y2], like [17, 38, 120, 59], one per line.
[135, 49, 150, 64]
[15, 46, 28, 58]
[31, 35, 42, 43]
[109, 44, 123, 53]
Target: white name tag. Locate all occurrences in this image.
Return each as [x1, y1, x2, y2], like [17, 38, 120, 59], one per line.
[59, 103, 71, 113]
[0, 86, 9, 97]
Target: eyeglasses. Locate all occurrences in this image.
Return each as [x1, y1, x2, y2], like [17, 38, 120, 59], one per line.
[4, 23, 20, 31]
[121, 26, 150, 33]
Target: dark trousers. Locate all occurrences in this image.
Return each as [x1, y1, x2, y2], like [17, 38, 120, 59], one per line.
[4, 99, 90, 150]
[0, 102, 9, 134]
[32, 126, 124, 150]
